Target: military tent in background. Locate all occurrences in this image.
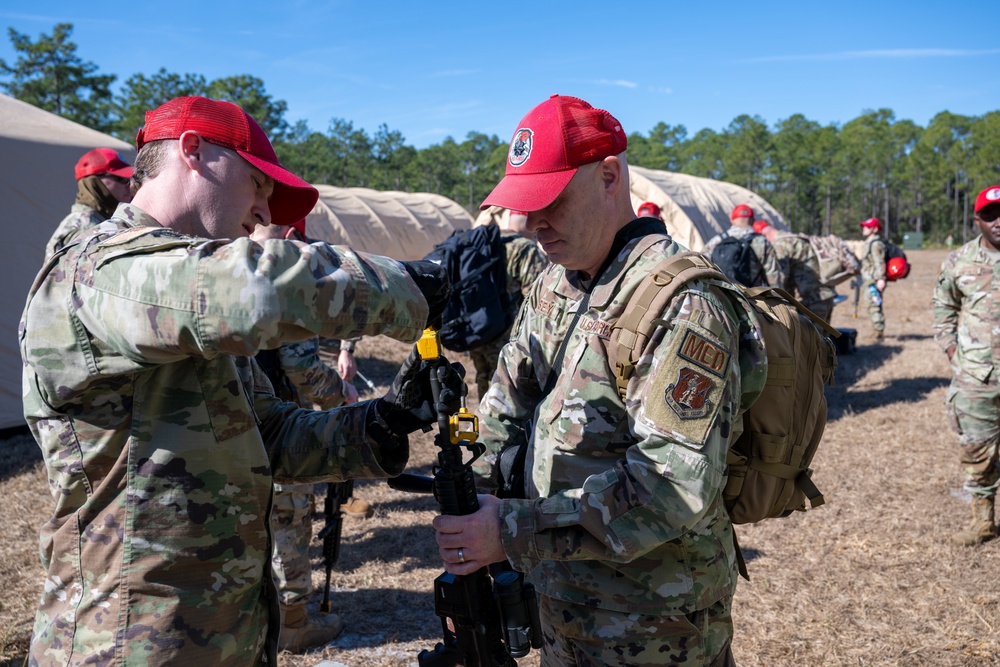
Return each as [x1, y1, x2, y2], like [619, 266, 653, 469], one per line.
[0, 93, 135, 430]
[302, 185, 474, 260]
[476, 166, 788, 251]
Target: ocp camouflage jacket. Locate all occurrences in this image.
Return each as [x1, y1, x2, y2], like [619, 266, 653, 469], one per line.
[933, 235, 1000, 382]
[479, 222, 767, 615]
[20, 203, 426, 666]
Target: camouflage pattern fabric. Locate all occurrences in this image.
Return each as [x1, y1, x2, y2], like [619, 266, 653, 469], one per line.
[468, 232, 547, 398]
[44, 203, 105, 260]
[539, 594, 735, 666]
[771, 233, 837, 314]
[933, 235, 1000, 497]
[861, 236, 888, 333]
[477, 229, 767, 620]
[20, 202, 427, 666]
[701, 225, 785, 288]
[267, 337, 349, 608]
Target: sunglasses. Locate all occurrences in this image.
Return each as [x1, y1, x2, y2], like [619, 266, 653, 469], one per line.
[101, 175, 131, 185]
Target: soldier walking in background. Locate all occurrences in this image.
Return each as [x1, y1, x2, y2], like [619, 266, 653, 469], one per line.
[467, 209, 548, 400]
[755, 221, 837, 322]
[702, 203, 784, 288]
[933, 185, 1000, 546]
[860, 217, 888, 340]
[45, 147, 134, 259]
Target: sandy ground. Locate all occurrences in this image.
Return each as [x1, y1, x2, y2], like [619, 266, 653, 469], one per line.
[2, 248, 998, 667]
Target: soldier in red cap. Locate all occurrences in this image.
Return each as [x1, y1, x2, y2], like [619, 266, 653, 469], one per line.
[433, 94, 765, 666]
[20, 96, 463, 666]
[933, 185, 1000, 545]
[45, 147, 134, 259]
[701, 203, 784, 287]
[859, 217, 887, 340]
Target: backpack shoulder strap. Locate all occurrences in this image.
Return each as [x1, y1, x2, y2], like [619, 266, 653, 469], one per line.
[609, 252, 727, 399]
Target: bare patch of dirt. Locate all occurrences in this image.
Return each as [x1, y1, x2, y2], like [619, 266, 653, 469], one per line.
[2, 249, 998, 666]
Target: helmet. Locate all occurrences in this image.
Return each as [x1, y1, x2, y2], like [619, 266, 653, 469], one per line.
[886, 256, 909, 281]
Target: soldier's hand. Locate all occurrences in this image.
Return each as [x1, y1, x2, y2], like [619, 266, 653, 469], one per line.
[376, 346, 465, 436]
[401, 260, 450, 330]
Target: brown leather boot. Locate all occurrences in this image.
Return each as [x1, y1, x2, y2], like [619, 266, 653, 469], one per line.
[342, 496, 373, 519]
[278, 603, 343, 653]
[952, 495, 997, 546]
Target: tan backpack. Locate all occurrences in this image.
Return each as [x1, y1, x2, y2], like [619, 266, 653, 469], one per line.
[609, 252, 837, 534]
[802, 234, 861, 287]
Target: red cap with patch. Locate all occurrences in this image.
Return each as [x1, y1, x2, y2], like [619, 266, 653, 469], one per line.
[136, 96, 318, 225]
[975, 186, 1000, 213]
[75, 148, 133, 180]
[752, 220, 771, 234]
[860, 217, 882, 231]
[480, 95, 628, 212]
[731, 204, 754, 220]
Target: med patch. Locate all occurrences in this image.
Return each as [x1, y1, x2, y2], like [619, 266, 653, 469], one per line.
[643, 323, 730, 446]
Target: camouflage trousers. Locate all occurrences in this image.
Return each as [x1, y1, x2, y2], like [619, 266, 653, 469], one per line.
[803, 297, 835, 324]
[468, 335, 507, 400]
[945, 372, 1000, 498]
[862, 280, 885, 333]
[271, 483, 315, 606]
[538, 594, 735, 666]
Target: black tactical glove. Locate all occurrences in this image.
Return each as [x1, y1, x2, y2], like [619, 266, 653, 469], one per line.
[401, 260, 451, 330]
[376, 345, 466, 437]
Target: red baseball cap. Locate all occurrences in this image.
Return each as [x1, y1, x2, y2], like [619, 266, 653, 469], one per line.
[509, 210, 528, 217]
[136, 96, 318, 226]
[637, 201, 661, 217]
[860, 217, 882, 230]
[480, 95, 628, 211]
[731, 204, 754, 220]
[752, 220, 771, 234]
[974, 186, 1000, 213]
[75, 148, 133, 181]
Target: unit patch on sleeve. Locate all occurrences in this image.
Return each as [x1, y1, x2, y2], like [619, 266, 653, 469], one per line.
[642, 323, 731, 447]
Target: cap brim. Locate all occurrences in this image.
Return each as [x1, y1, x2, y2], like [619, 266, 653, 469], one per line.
[107, 165, 134, 179]
[480, 169, 577, 212]
[240, 151, 319, 226]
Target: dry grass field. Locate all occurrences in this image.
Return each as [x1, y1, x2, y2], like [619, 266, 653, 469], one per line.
[2, 247, 998, 667]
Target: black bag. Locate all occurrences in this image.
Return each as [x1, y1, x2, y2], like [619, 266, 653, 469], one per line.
[884, 241, 911, 281]
[711, 232, 766, 287]
[424, 224, 512, 352]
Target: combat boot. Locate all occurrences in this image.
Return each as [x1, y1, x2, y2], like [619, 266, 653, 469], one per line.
[952, 495, 997, 546]
[874, 330, 884, 342]
[278, 603, 344, 653]
[342, 496, 373, 519]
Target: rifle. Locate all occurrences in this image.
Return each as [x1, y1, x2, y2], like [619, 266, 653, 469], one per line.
[388, 329, 541, 667]
[851, 275, 862, 319]
[318, 481, 352, 614]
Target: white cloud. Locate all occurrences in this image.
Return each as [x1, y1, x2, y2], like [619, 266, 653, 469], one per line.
[592, 79, 639, 88]
[429, 69, 480, 78]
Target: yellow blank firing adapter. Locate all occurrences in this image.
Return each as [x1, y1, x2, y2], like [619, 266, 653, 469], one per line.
[450, 407, 479, 445]
[417, 328, 441, 361]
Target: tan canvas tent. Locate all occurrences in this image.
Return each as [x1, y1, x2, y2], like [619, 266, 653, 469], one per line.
[303, 186, 474, 260]
[0, 94, 135, 430]
[476, 166, 788, 251]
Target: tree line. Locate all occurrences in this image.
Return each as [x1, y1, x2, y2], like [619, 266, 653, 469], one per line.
[3, 23, 997, 243]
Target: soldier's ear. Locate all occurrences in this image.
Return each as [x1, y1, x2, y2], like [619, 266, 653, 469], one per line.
[178, 131, 205, 172]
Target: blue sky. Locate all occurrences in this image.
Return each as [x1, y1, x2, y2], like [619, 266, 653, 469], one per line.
[2, 1, 999, 148]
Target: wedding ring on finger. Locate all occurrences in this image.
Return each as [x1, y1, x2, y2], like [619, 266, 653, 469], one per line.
[458, 548, 465, 564]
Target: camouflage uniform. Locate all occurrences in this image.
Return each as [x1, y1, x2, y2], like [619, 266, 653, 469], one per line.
[20, 202, 427, 666]
[44, 203, 105, 260]
[932, 236, 1000, 499]
[702, 225, 785, 288]
[772, 233, 837, 323]
[468, 231, 548, 399]
[478, 220, 766, 665]
[861, 235, 887, 334]
[260, 337, 350, 607]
